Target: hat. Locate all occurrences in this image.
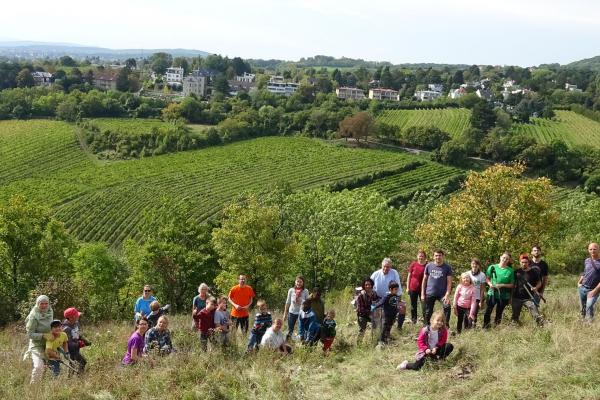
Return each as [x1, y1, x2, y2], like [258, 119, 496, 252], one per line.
[64, 307, 82, 319]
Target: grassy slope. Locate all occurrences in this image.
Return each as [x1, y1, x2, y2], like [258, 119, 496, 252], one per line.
[87, 118, 212, 135]
[1, 120, 459, 246]
[377, 108, 472, 138]
[3, 280, 599, 400]
[513, 110, 600, 148]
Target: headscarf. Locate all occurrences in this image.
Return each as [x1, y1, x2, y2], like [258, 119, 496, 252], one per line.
[25, 295, 53, 323]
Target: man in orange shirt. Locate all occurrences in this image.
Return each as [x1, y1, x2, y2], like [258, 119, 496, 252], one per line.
[228, 274, 256, 334]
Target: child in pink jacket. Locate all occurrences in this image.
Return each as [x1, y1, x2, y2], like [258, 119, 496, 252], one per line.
[453, 272, 478, 333]
[397, 311, 453, 371]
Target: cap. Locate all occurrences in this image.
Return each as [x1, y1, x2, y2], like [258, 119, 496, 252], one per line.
[64, 307, 82, 319]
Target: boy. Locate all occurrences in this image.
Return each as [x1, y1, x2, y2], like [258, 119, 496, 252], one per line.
[261, 319, 293, 354]
[196, 297, 216, 351]
[214, 297, 231, 347]
[147, 300, 170, 329]
[247, 299, 272, 352]
[376, 281, 400, 345]
[62, 307, 90, 374]
[320, 310, 337, 352]
[299, 299, 320, 345]
[45, 320, 68, 376]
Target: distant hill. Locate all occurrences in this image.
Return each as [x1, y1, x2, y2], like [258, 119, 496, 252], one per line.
[0, 41, 210, 60]
[565, 55, 600, 71]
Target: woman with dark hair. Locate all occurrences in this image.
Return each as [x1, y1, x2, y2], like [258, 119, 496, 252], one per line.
[483, 252, 515, 328]
[283, 276, 309, 340]
[356, 277, 381, 342]
[123, 317, 149, 365]
[406, 250, 427, 324]
[24, 295, 53, 383]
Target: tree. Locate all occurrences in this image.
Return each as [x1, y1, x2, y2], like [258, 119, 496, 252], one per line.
[436, 139, 469, 167]
[59, 55, 77, 67]
[172, 57, 190, 74]
[116, 67, 130, 92]
[337, 111, 374, 143]
[416, 164, 558, 267]
[150, 52, 173, 75]
[125, 58, 137, 69]
[585, 172, 600, 194]
[16, 68, 35, 88]
[470, 100, 497, 132]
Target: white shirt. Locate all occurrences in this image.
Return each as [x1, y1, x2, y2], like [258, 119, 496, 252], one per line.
[428, 329, 439, 349]
[260, 327, 285, 350]
[469, 271, 487, 300]
[371, 268, 402, 298]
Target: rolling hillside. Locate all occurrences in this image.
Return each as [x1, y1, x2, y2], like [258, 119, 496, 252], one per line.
[513, 110, 600, 148]
[377, 108, 472, 138]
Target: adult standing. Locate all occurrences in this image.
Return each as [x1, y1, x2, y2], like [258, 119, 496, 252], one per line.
[512, 253, 544, 326]
[228, 274, 256, 334]
[24, 295, 53, 384]
[192, 283, 210, 327]
[577, 242, 600, 321]
[283, 276, 309, 340]
[134, 285, 156, 321]
[421, 249, 453, 327]
[531, 245, 549, 296]
[483, 252, 515, 328]
[371, 258, 404, 330]
[406, 250, 427, 324]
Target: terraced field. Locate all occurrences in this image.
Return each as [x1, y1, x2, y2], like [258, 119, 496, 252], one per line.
[377, 108, 472, 137]
[513, 110, 600, 148]
[1, 120, 463, 246]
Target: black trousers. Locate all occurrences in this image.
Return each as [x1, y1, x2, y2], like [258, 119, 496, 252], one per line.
[232, 316, 249, 333]
[380, 314, 396, 343]
[456, 306, 472, 334]
[424, 295, 451, 327]
[483, 296, 509, 328]
[409, 290, 425, 323]
[406, 343, 454, 370]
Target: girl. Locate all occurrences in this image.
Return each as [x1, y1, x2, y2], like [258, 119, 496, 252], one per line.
[122, 317, 149, 365]
[406, 250, 427, 324]
[468, 258, 487, 327]
[453, 272, 476, 333]
[483, 252, 515, 328]
[283, 276, 309, 340]
[144, 316, 174, 355]
[24, 295, 54, 384]
[397, 311, 454, 371]
[355, 277, 381, 342]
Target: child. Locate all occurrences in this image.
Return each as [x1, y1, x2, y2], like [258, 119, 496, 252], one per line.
[320, 310, 336, 353]
[247, 299, 272, 352]
[375, 281, 400, 345]
[147, 301, 170, 329]
[308, 287, 325, 323]
[397, 311, 454, 371]
[261, 318, 293, 354]
[62, 307, 90, 374]
[44, 320, 68, 377]
[144, 315, 174, 355]
[299, 299, 321, 345]
[468, 258, 487, 327]
[355, 277, 380, 342]
[214, 297, 231, 347]
[195, 297, 216, 351]
[453, 272, 477, 333]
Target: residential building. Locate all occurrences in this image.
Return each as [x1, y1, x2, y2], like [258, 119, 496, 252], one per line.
[93, 73, 118, 91]
[183, 74, 208, 98]
[235, 72, 256, 83]
[31, 71, 53, 87]
[266, 78, 298, 96]
[336, 87, 366, 100]
[476, 88, 493, 100]
[228, 79, 257, 96]
[428, 83, 444, 93]
[165, 67, 184, 87]
[368, 88, 399, 101]
[415, 90, 442, 101]
[565, 83, 582, 92]
[448, 87, 467, 99]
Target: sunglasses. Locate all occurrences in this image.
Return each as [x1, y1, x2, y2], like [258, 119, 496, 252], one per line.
[144, 290, 151, 293]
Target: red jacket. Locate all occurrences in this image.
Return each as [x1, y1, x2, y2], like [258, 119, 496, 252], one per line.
[415, 325, 448, 359]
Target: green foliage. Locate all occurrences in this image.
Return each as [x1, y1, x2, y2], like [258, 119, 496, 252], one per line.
[401, 126, 451, 150]
[584, 172, 600, 194]
[435, 139, 470, 167]
[470, 100, 496, 132]
[377, 108, 471, 138]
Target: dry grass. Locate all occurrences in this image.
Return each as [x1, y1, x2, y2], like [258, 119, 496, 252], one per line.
[3, 277, 600, 400]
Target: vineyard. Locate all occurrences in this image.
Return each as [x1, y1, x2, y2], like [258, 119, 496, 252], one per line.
[377, 108, 472, 138]
[1, 120, 463, 246]
[513, 110, 600, 148]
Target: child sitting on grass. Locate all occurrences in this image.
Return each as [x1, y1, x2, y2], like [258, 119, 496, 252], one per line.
[247, 299, 272, 352]
[45, 320, 68, 377]
[320, 310, 336, 353]
[299, 299, 321, 345]
[62, 307, 90, 374]
[453, 272, 477, 334]
[214, 297, 231, 347]
[261, 318, 292, 354]
[144, 315, 174, 355]
[397, 311, 454, 371]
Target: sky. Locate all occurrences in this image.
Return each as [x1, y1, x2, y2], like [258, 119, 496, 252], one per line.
[2, 0, 600, 66]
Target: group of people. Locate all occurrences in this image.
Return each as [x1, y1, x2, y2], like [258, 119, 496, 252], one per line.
[23, 242, 600, 381]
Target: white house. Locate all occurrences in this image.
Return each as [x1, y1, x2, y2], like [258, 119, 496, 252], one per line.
[235, 72, 256, 83]
[336, 87, 365, 100]
[476, 88, 493, 100]
[448, 87, 467, 99]
[415, 90, 442, 101]
[31, 71, 53, 87]
[565, 83, 582, 92]
[266, 78, 298, 96]
[428, 83, 444, 93]
[165, 67, 184, 87]
[368, 88, 399, 101]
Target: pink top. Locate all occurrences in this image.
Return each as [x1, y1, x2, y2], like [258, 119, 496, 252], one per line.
[454, 284, 477, 318]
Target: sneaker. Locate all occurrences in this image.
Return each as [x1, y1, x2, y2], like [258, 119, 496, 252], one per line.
[396, 360, 408, 370]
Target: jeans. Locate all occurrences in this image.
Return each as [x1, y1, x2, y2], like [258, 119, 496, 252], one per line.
[247, 331, 265, 350]
[424, 295, 451, 327]
[287, 312, 299, 339]
[483, 296, 509, 328]
[47, 360, 61, 376]
[579, 286, 600, 320]
[199, 332, 211, 352]
[512, 298, 543, 325]
[456, 306, 472, 333]
[406, 343, 454, 370]
[409, 290, 425, 323]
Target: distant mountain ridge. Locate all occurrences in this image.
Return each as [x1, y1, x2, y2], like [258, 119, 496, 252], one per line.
[566, 55, 600, 71]
[0, 41, 210, 60]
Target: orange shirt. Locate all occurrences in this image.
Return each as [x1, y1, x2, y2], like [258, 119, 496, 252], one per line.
[228, 285, 255, 318]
